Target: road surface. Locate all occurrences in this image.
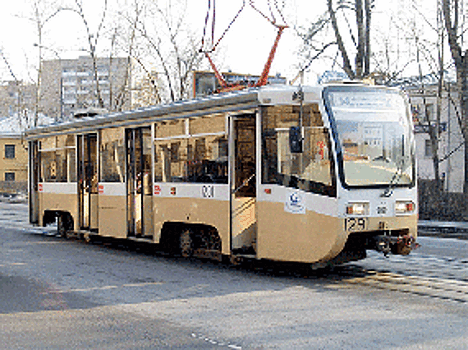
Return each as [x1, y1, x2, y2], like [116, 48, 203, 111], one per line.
[1, 202, 467, 349]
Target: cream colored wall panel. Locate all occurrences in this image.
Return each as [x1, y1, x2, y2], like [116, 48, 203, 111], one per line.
[153, 197, 230, 254]
[231, 197, 256, 250]
[39, 182, 76, 194]
[39, 192, 78, 227]
[97, 183, 126, 196]
[143, 195, 153, 237]
[364, 215, 418, 237]
[90, 194, 99, 230]
[98, 195, 127, 238]
[257, 201, 346, 263]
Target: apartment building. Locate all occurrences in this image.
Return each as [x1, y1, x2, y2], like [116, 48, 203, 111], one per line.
[41, 56, 133, 119]
[0, 80, 36, 120]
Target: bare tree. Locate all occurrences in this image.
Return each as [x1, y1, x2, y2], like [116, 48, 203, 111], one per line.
[28, 0, 62, 126]
[442, 0, 468, 196]
[133, 0, 203, 102]
[68, 0, 109, 109]
[405, 2, 447, 195]
[297, 0, 375, 80]
[0, 49, 31, 130]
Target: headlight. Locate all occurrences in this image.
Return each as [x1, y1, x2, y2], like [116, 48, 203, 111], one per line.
[395, 201, 415, 215]
[346, 202, 369, 215]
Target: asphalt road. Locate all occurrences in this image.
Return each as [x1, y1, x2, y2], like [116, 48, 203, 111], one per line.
[1, 203, 468, 349]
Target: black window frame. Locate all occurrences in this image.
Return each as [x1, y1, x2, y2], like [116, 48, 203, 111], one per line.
[5, 144, 15, 159]
[5, 172, 15, 181]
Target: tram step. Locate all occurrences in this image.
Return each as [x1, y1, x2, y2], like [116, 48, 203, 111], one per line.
[233, 254, 257, 259]
[127, 236, 154, 243]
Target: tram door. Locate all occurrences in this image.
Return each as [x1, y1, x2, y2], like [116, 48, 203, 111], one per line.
[230, 114, 257, 254]
[29, 141, 40, 224]
[78, 134, 98, 230]
[126, 127, 153, 238]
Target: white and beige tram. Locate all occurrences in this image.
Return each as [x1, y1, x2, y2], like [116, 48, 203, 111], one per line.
[26, 83, 418, 266]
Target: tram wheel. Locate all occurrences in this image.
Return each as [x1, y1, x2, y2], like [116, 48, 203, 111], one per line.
[57, 213, 71, 238]
[179, 229, 194, 258]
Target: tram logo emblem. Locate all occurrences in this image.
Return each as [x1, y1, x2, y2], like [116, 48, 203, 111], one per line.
[202, 185, 214, 198]
[285, 192, 305, 214]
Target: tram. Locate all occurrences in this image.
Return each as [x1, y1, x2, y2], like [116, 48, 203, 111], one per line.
[25, 83, 418, 266]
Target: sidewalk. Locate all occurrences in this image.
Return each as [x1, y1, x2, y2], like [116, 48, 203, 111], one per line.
[418, 220, 468, 240]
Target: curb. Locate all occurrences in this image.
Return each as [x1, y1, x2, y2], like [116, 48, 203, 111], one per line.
[418, 221, 468, 240]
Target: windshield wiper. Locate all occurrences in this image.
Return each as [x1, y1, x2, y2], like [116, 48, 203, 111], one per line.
[381, 135, 406, 197]
[381, 161, 403, 197]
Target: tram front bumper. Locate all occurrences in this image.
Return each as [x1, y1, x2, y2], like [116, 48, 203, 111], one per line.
[374, 234, 417, 256]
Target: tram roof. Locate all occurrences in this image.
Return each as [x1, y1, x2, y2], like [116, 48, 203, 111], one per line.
[23, 83, 383, 139]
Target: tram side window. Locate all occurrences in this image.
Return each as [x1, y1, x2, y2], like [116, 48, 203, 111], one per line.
[39, 136, 76, 183]
[55, 149, 67, 182]
[40, 150, 75, 183]
[100, 128, 125, 182]
[67, 148, 77, 182]
[40, 151, 57, 182]
[186, 136, 228, 183]
[262, 104, 336, 197]
[154, 115, 228, 183]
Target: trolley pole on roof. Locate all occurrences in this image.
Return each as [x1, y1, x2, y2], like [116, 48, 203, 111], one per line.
[254, 25, 287, 87]
[200, 0, 288, 93]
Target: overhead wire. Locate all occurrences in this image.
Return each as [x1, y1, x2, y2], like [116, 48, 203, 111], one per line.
[200, 0, 246, 53]
[199, 0, 288, 90]
[249, 0, 287, 27]
[200, 0, 288, 53]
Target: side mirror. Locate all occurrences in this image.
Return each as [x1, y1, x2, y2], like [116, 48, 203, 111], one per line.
[289, 126, 303, 153]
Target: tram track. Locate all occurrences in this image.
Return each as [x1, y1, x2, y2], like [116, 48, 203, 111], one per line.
[335, 268, 468, 303]
[3, 202, 467, 305]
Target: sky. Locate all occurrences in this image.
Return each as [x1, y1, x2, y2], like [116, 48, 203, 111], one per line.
[0, 0, 321, 82]
[0, 0, 439, 85]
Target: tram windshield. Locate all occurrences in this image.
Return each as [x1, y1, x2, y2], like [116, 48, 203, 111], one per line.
[324, 86, 415, 187]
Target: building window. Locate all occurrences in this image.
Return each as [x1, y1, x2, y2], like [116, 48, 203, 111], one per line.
[5, 172, 15, 181]
[5, 144, 15, 159]
[425, 139, 433, 158]
[411, 103, 434, 124]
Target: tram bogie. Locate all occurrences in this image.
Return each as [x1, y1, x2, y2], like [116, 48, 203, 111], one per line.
[26, 84, 418, 266]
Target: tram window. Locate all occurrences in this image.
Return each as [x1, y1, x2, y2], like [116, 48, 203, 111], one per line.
[155, 119, 185, 138]
[100, 128, 125, 182]
[262, 104, 336, 197]
[41, 137, 56, 150]
[190, 114, 226, 134]
[39, 135, 76, 183]
[154, 115, 228, 184]
[186, 136, 228, 183]
[154, 143, 163, 182]
[171, 142, 180, 162]
[154, 136, 228, 183]
[55, 149, 67, 182]
[67, 148, 77, 182]
[40, 151, 56, 182]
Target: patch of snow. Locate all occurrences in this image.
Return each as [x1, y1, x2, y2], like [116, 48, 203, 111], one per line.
[0, 114, 55, 135]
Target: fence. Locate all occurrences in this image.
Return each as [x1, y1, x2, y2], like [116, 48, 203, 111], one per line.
[0, 181, 28, 195]
[418, 179, 467, 221]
